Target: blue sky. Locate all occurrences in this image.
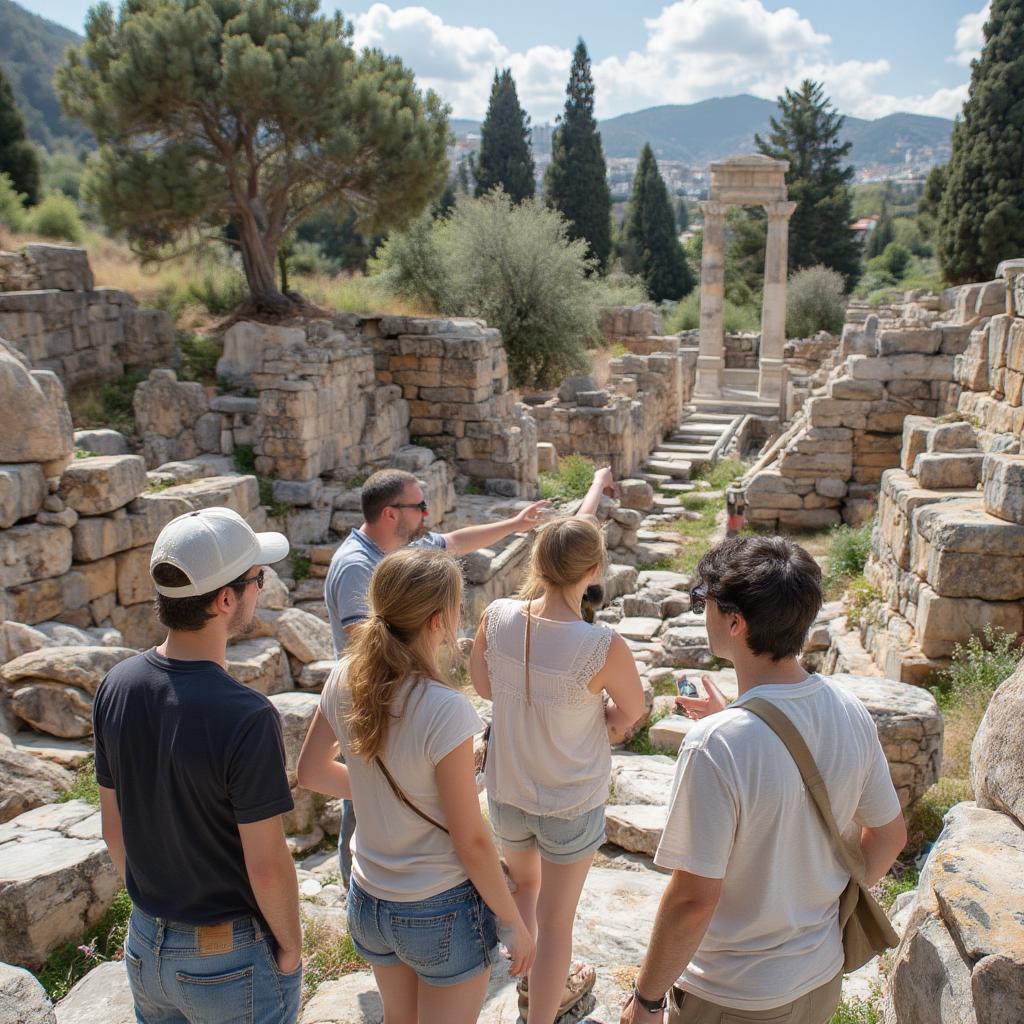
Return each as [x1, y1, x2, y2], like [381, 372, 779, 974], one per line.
[19, 0, 988, 122]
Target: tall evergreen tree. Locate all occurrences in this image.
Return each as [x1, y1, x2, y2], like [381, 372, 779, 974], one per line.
[754, 80, 860, 288]
[0, 65, 40, 205]
[474, 70, 534, 203]
[621, 144, 693, 302]
[544, 40, 612, 272]
[937, 0, 1024, 283]
[917, 164, 946, 242]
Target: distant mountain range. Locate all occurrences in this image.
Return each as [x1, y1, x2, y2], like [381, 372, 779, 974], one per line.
[458, 94, 953, 173]
[1, 0, 952, 174]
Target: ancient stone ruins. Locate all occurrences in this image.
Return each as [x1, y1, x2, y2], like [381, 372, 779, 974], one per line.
[0, 237, 1022, 1022]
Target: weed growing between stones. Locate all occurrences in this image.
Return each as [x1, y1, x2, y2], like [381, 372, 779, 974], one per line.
[233, 443, 256, 474]
[58, 755, 99, 806]
[539, 454, 597, 501]
[844, 578, 881, 629]
[292, 554, 312, 582]
[177, 332, 223, 385]
[823, 522, 873, 596]
[828, 992, 881, 1024]
[691, 458, 746, 492]
[67, 366, 150, 436]
[301, 914, 366, 999]
[36, 889, 132, 1001]
[875, 865, 919, 912]
[624, 708, 671, 757]
[665, 492, 726, 577]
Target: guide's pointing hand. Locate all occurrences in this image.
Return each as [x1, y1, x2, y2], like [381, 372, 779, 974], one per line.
[676, 675, 728, 720]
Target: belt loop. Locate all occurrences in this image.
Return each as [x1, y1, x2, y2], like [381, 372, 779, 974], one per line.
[251, 916, 263, 942]
[155, 919, 166, 954]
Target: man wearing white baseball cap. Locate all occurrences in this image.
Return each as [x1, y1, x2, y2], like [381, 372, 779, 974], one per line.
[92, 507, 304, 1024]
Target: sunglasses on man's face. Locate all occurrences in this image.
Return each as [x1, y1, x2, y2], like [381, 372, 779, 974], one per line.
[235, 569, 265, 590]
[388, 501, 429, 514]
[689, 582, 707, 615]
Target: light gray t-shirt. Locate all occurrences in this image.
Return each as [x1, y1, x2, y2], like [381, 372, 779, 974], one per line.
[654, 674, 901, 1011]
[324, 529, 447, 654]
[320, 662, 484, 901]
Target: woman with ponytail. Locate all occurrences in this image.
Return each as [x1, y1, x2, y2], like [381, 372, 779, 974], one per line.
[297, 547, 535, 1023]
[469, 470, 647, 1024]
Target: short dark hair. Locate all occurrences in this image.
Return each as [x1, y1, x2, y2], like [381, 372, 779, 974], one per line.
[152, 563, 251, 632]
[361, 469, 419, 523]
[695, 535, 822, 661]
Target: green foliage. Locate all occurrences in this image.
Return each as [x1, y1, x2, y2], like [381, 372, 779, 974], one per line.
[37, 889, 133, 1001]
[301, 914, 366, 998]
[43, 150, 85, 200]
[905, 776, 973, 853]
[824, 522, 873, 590]
[0, 171, 27, 231]
[178, 333, 223, 385]
[693, 458, 747, 491]
[68, 366, 149, 435]
[938, 624, 1022, 706]
[0, 62, 41, 204]
[58, 756, 99, 807]
[474, 70, 535, 204]
[665, 490, 728, 576]
[185, 270, 248, 317]
[376, 193, 596, 388]
[624, 708, 672, 757]
[917, 164, 946, 242]
[620, 144, 694, 302]
[845, 577, 881, 629]
[539, 454, 597, 501]
[829, 994, 881, 1024]
[233, 444, 256, 474]
[674, 196, 689, 231]
[544, 40, 613, 273]
[663, 290, 761, 334]
[26, 191, 83, 242]
[57, 0, 449, 312]
[756, 80, 861, 288]
[786, 264, 846, 338]
[876, 866, 919, 912]
[590, 270, 648, 310]
[292, 554, 312, 582]
[937, 0, 1024, 283]
[865, 215, 895, 259]
[868, 242, 912, 280]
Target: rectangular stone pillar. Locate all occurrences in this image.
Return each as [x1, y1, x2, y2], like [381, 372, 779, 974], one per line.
[758, 201, 796, 402]
[695, 201, 727, 397]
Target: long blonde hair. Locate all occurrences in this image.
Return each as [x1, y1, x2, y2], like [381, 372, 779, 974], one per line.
[518, 515, 606, 600]
[344, 547, 463, 759]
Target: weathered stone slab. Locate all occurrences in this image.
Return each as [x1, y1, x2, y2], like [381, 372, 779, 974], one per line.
[971, 659, 1024, 828]
[0, 462, 47, 528]
[0, 800, 120, 968]
[648, 713, 696, 753]
[9, 683, 93, 738]
[58, 455, 147, 515]
[0, 735, 74, 823]
[0, 646, 137, 695]
[0, 960, 56, 1024]
[269, 692, 320, 785]
[257, 607, 333, 665]
[73, 428, 129, 456]
[225, 637, 292, 695]
[660, 623, 714, 668]
[915, 584, 1024, 659]
[54, 959, 134, 1024]
[0, 522, 72, 588]
[605, 804, 665, 856]
[614, 617, 663, 642]
[982, 452, 1024, 524]
[912, 452, 983, 490]
[847, 353, 955, 381]
[610, 752, 676, 805]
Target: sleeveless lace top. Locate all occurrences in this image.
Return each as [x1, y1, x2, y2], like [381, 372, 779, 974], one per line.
[483, 597, 614, 816]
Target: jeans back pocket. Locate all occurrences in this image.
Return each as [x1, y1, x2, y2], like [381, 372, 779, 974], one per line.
[389, 910, 457, 970]
[175, 964, 255, 1024]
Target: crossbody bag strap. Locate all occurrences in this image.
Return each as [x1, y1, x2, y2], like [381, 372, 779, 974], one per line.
[375, 757, 450, 835]
[742, 697, 865, 883]
[524, 598, 533, 706]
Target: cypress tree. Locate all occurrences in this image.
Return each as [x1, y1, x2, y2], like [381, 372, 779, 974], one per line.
[621, 144, 693, 302]
[937, 0, 1024, 283]
[544, 40, 612, 273]
[0, 65, 40, 206]
[755, 80, 860, 288]
[475, 70, 534, 203]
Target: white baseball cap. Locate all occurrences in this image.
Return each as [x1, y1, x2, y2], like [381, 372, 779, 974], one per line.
[150, 507, 290, 597]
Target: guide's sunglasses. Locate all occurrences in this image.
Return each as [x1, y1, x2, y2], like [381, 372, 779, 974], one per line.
[233, 569, 265, 591]
[388, 501, 429, 514]
[689, 582, 708, 615]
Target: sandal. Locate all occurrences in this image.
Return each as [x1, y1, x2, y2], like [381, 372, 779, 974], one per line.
[517, 960, 597, 1017]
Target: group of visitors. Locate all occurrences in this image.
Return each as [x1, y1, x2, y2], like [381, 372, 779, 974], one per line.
[91, 463, 906, 1024]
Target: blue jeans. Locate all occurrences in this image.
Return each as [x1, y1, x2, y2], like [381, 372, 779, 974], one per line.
[124, 907, 301, 1023]
[347, 878, 499, 986]
[488, 798, 606, 863]
[338, 799, 356, 889]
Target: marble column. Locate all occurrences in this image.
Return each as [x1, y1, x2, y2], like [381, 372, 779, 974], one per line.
[695, 201, 728, 397]
[758, 200, 797, 401]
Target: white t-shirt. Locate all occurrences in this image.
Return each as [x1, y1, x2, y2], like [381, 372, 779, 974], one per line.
[654, 674, 902, 1011]
[320, 663, 484, 901]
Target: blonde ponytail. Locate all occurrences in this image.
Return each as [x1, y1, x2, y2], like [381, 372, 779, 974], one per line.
[519, 516, 606, 601]
[344, 547, 463, 759]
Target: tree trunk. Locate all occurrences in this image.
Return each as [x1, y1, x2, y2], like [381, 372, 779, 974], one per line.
[236, 206, 294, 314]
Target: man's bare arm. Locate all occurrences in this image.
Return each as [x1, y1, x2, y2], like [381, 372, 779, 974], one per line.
[99, 786, 127, 882]
[443, 500, 549, 556]
[860, 813, 907, 886]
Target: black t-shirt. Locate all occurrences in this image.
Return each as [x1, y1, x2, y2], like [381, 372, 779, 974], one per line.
[93, 650, 295, 925]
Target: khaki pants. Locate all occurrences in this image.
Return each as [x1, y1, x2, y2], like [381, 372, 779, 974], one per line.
[667, 970, 842, 1024]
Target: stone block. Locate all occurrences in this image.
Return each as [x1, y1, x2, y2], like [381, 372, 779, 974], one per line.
[807, 397, 868, 430]
[0, 645, 136, 695]
[0, 959, 56, 1023]
[982, 452, 1024, 524]
[9, 683, 93, 738]
[827, 378, 884, 401]
[915, 583, 1024, 659]
[0, 342, 74, 470]
[846, 353, 955, 382]
[109, 603, 165, 650]
[58, 454, 147, 516]
[0, 734, 74, 824]
[225, 637, 292, 695]
[218, 321, 305, 383]
[53, 959, 134, 1024]
[778, 450, 852, 478]
[618, 479, 654, 511]
[911, 452, 983, 490]
[257, 607, 333, 665]
[604, 804, 664, 856]
[0, 800, 120, 969]
[876, 327, 942, 356]
[777, 508, 842, 529]
[0, 462, 47, 528]
[268, 692, 320, 784]
[814, 477, 847, 498]
[648, 713, 695, 754]
[925, 421, 977, 453]
[0, 522, 72, 588]
[536, 442, 557, 473]
[971, 658, 1024, 827]
[115, 545, 154, 605]
[610, 752, 676, 805]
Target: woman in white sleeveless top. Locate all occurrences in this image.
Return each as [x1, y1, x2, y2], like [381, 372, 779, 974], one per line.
[470, 512, 647, 1024]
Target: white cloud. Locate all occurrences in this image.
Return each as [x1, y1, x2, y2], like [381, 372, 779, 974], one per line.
[349, 1, 972, 124]
[950, 3, 989, 66]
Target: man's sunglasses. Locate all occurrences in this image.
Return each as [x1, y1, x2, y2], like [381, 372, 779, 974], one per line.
[233, 569, 265, 590]
[689, 582, 707, 615]
[388, 501, 429, 513]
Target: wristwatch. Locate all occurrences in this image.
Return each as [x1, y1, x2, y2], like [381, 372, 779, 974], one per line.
[631, 980, 668, 1013]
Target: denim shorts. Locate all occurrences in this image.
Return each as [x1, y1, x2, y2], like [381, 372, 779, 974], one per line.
[488, 799, 606, 863]
[124, 907, 301, 1024]
[347, 878, 499, 986]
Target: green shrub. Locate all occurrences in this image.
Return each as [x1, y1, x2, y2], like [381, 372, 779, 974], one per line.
[876, 865, 919, 912]
[187, 269, 248, 315]
[233, 444, 256, 474]
[937, 623, 1022, 706]
[58, 755, 99, 806]
[26, 191, 84, 242]
[845, 577, 881, 629]
[905, 776, 973, 853]
[0, 172, 27, 231]
[825, 522, 874, 591]
[786, 264, 846, 338]
[292, 553, 312, 581]
[663, 291, 761, 334]
[178, 333, 223, 384]
[37, 889, 133, 1001]
[693, 457, 747, 491]
[624, 708, 671, 757]
[591, 270, 648, 310]
[829, 994, 881, 1024]
[301, 914, 365, 999]
[539, 454, 596, 501]
[370, 211, 448, 311]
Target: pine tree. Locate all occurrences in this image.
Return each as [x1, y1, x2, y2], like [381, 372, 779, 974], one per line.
[474, 70, 535, 203]
[865, 215, 895, 259]
[937, 0, 1024, 284]
[56, 0, 448, 313]
[0, 65, 40, 206]
[917, 164, 946, 242]
[754, 80, 860, 288]
[621, 144, 693, 302]
[675, 197, 689, 232]
[544, 40, 612, 273]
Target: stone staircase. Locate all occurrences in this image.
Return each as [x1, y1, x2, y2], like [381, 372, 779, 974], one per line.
[640, 408, 745, 481]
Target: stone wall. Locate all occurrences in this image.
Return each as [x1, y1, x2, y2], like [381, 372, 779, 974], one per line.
[531, 348, 696, 478]
[0, 244, 174, 388]
[599, 304, 662, 341]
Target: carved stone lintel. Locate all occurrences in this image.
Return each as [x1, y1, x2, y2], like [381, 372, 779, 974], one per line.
[764, 200, 797, 221]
